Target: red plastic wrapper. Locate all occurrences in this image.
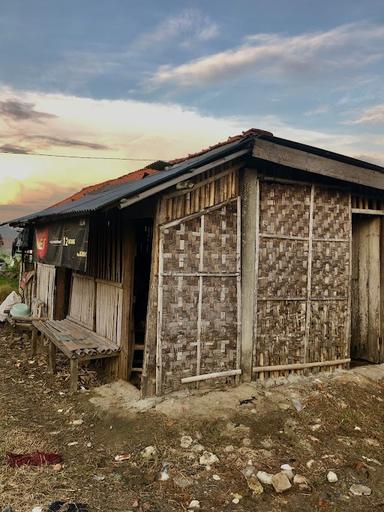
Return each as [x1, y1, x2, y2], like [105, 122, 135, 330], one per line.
[6, 452, 62, 467]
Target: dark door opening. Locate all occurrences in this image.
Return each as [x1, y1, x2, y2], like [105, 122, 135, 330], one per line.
[130, 219, 153, 387]
[351, 215, 383, 364]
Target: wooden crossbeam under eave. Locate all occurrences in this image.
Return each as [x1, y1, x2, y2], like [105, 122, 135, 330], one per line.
[253, 139, 384, 191]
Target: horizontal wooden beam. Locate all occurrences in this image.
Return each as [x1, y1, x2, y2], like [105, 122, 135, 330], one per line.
[253, 358, 350, 373]
[253, 139, 384, 190]
[352, 208, 384, 216]
[181, 368, 242, 384]
[119, 149, 249, 209]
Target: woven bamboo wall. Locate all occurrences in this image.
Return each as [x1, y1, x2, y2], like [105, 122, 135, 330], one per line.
[157, 195, 241, 395]
[253, 181, 351, 379]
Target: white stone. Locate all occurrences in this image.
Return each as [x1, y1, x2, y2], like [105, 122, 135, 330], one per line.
[212, 474, 221, 481]
[199, 451, 219, 466]
[231, 493, 242, 504]
[272, 472, 292, 493]
[281, 464, 294, 481]
[32, 508, 44, 512]
[306, 459, 315, 469]
[349, 484, 372, 496]
[158, 469, 169, 481]
[71, 419, 84, 426]
[327, 471, 338, 483]
[257, 471, 273, 485]
[141, 446, 157, 460]
[242, 465, 255, 478]
[180, 436, 193, 449]
[293, 474, 309, 487]
[224, 445, 234, 453]
[188, 499, 200, 510]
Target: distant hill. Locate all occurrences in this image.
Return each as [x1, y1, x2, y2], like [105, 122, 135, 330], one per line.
[0, 225, 19, 255]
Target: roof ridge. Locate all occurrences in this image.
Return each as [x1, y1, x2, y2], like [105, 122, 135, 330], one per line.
[52, 128, 270, 208]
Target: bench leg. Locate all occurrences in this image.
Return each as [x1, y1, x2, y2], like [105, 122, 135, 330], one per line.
[31, 328, 38, 357]
[48, 342, 57, 374]
[70, 359, 79, 393]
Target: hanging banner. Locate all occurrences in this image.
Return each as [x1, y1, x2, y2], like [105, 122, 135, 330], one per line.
[34, 218, 89, 271]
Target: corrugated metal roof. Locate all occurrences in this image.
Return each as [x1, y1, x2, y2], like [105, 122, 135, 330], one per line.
[9, 133, 255, 225]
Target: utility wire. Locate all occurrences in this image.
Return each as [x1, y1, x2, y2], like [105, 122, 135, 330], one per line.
[0, 151, 156, 161]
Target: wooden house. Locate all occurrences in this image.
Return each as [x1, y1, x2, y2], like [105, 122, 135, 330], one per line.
[7, 129, 384, 395]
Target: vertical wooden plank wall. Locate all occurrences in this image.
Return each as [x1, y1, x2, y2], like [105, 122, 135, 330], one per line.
[34, 263, 56, 319]
[68, 274, 95, 328]
[351, 216, 382, 362]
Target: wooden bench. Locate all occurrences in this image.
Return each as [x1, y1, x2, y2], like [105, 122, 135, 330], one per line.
[32, 319, 120, 392]
[7, 315, 42, 332]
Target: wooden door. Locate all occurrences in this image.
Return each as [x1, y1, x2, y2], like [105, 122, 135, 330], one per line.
[351, 216, 382, 362]
[156, 198, 241, 395]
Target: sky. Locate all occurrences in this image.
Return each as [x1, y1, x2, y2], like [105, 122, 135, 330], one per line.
[0, 0, 384, 222]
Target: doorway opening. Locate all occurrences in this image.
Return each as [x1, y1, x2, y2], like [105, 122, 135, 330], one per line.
[351, 215, 383, 365]
[130, 219, 153, 387]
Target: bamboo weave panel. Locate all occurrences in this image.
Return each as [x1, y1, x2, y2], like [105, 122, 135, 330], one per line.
[311, 241, 350, 298]
[203, 202, 238, 273]
[200, 276, 238, 375]
[259, 182, 311, 237]
[308, 301, 349, 363]
[160, 275, 199, 394]
[159, 200, 240, 394]
[255, 300, 307, 367]
[254, 182, 351, 377]
[313, 187, 350, 239]
[258, 239, 309, 298]
[162, 217, 200, 273]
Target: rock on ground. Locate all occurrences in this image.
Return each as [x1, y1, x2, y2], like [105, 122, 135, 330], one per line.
[272, 472, 292, 493]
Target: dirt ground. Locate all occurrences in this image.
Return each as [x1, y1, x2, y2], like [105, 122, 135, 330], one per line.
[0, 324, 383, 512]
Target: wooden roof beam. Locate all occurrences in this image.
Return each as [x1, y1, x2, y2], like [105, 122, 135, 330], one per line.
[252, 139, 384, 190]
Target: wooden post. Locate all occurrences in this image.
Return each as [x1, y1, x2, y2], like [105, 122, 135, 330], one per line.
[240, 169, 258, 382]
[70, 359, 79, 393]
[304, 185, 315, 367]
[31, 328, 38, 357]
[142, 199, 162, 397]
[118, 222, 135, 380]
[47, 342, 57, 374]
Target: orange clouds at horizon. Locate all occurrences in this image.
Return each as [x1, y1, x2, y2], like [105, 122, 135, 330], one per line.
[1, 86, 383, 224]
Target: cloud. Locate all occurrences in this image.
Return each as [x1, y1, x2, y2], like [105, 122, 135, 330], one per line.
[346, 104, 384, 124]
[135, 9, 219, 50]
[1, 85, 383, 222]
[25, 135, 109, 150]
[304, 105, 329, 116]
[0, 99, 56, 122]
[0, 180, 78, 223]
[151, 22, 384, 87]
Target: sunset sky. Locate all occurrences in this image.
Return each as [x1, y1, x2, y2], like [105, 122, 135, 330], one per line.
[1, 0, 384, 223]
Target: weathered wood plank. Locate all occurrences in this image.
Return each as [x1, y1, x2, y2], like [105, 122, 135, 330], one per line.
[253, 139, 384, 190]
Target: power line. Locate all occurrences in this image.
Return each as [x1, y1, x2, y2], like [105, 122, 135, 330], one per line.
[0, 151, 156, 161]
